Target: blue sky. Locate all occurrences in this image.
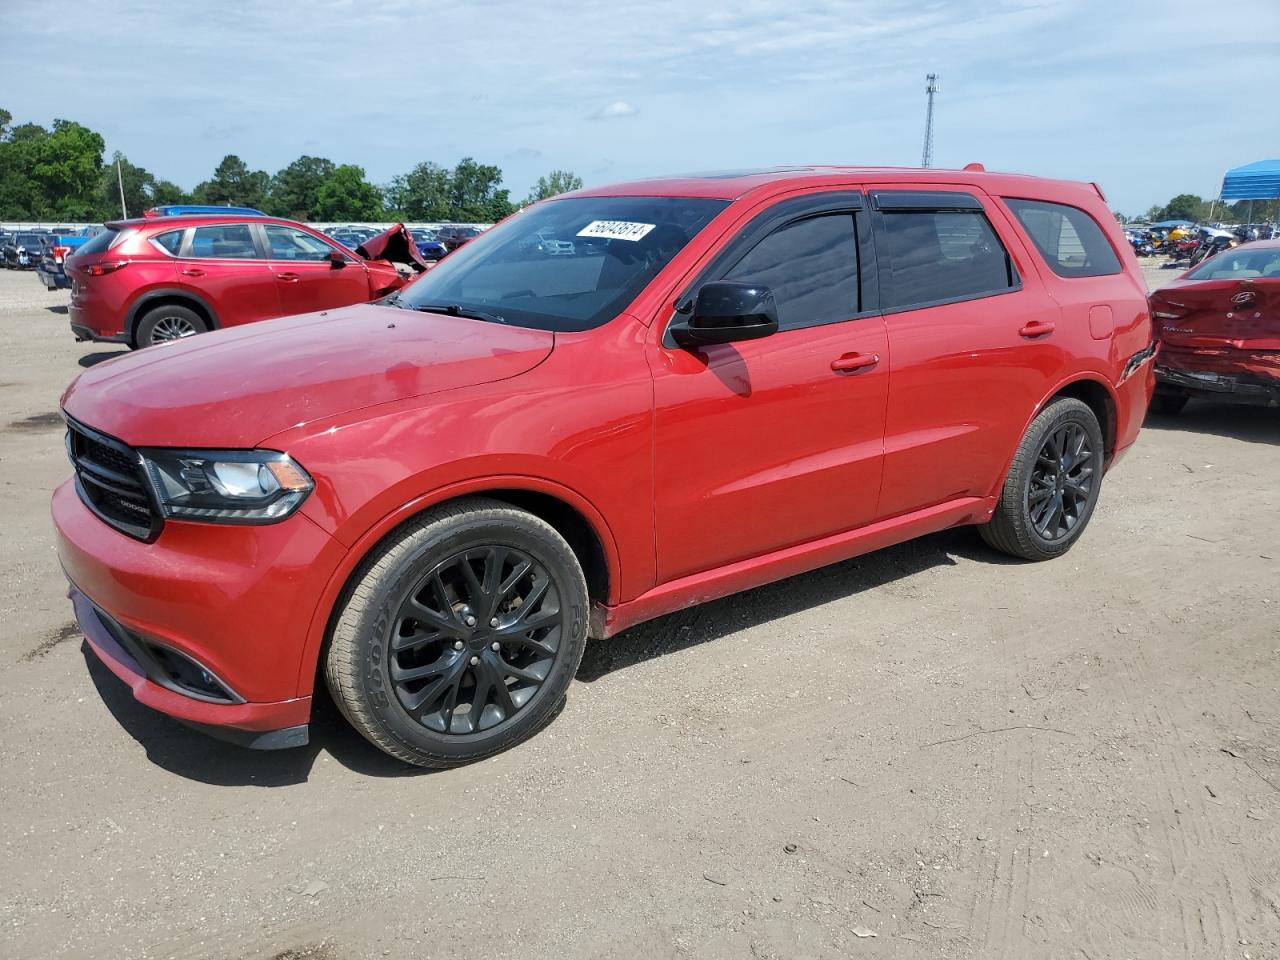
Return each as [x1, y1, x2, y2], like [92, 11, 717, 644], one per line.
[3, 0, 1278, 214]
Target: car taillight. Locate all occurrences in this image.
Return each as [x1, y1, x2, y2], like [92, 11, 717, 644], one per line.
[85, 260, 128, 277]
[53, 245, 71, 263]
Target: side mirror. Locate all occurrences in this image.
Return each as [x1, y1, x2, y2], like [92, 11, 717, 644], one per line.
[670, 281, 779, 348]
[327, 250, 346, 269]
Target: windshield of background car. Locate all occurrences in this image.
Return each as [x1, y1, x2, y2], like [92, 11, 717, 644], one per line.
[16, 234, 44, 247]
[395, 197, 729, 331]
[1186, 247, 1280, 280]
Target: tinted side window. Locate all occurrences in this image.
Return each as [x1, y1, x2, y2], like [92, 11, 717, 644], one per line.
[878, 210, 1015, 310]
[1004, 198, 1122, 278]
[189, 224, 258, 259]
[723, 214, 857, 329]
[264, 224, 336, 261]
[153, 229, 184, 255]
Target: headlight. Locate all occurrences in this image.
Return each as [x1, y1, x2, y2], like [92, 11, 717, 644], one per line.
[138, 449, 313, 524]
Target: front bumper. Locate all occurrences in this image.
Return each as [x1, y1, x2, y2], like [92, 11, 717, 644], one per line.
[53, 478, 347, 746]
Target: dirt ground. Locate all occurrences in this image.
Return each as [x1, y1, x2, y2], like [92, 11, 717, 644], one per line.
[0, 262, 1277, 960]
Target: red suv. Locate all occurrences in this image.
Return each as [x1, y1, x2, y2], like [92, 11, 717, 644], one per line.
[66, 215, 407, 348]
[52, 167, 1154, 767]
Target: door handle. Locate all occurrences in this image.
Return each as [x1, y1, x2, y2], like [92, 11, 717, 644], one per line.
[181, 267, 205, 278]
[1019, 320, 1055, 338]
[276, 272, 299, 282]
[831, 352, 879, 373]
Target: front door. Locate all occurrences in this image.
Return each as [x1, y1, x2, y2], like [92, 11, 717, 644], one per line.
[650, 194, 889, 584]
[261, 222, 373, 316]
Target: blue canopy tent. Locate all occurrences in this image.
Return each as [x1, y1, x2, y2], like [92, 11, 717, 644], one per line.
[1220, 160, 1280, 201]
[1151, 219, 1195, 228]
[1216, 160, 1280, 225]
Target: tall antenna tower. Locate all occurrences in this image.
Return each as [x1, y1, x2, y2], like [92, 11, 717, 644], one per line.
[921, 73, 938, 168]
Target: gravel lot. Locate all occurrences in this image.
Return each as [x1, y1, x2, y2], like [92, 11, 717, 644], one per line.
[1, 263, 1277, 960]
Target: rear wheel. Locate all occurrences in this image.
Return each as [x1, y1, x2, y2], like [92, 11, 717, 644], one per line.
[325, 497, 589, 768]
[136, 304, 207, 347]
[980, 398, 1104, 561]
[1149, 390, 1189, 416]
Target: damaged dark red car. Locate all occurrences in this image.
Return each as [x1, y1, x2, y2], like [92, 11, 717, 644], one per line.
[1150, 239, 1280, 413]
[67, 216, 428, 348]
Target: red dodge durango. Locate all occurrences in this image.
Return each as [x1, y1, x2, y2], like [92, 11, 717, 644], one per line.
[52, 166, 1155, 767]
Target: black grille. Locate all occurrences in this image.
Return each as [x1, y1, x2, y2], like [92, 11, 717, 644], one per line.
[66, 416, 161, 540]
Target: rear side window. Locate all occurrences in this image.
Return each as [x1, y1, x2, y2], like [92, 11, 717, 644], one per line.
[723, 214, 858, 329]
[189, 224, 258, 259]
[878, 210, 1016, 310]
[1004, 198, 1122, 278]
[152, 230, 184, 255]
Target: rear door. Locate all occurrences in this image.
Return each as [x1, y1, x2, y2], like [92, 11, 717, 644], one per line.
[260, 223, 373, 316]
[179, 223, 280, 329]
[870, 187, 1059, 518]
[650, 190, 890, 583]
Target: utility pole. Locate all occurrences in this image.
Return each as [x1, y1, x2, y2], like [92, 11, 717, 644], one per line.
[116, 157, 128, 219]
[921, 73, 938, 168]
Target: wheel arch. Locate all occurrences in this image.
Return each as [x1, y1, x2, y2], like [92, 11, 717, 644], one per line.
[296, 477, 621, 697]
[1040, 376, 1118, 465]
[125, 288, 220, 344]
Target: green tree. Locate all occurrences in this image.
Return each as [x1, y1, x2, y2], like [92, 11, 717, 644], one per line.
[449, 157, 513, 222]
[524, 169, 583, 204]
[314, 164, 383, 220]
[193, 154, 270, 209]
[267, 155, 335, 220]
[100, 151, 156, 219]
[24, 119, 105, 219]
[384, 161, 452, 220]
[151, 179, 189, 206]
[1156, 193, 1207, 222]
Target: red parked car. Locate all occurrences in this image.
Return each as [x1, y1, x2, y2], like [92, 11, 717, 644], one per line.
[52, 166, 1154, 766]
[1149, 239, 1280, 413]
[66, 215, 414, 348]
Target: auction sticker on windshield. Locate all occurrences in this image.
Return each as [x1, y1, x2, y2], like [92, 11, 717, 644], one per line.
[577, 220, 656, 242]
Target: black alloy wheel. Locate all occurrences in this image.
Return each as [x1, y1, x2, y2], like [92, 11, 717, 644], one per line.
[980, 397, 1104, 561]
[1026, 422, 1096, 542]
[325, 498, 589, 768]
[389, 545, 562, 736]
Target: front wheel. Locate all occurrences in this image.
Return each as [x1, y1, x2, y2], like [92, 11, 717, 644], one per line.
[325, 497, 589, 768]
[980, 398, 1104, 561]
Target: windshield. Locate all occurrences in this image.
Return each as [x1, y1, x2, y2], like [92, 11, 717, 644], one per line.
[16, 234, 44, 247]
[1186, 247, 1280, 280]
[394, 197, 728, 331]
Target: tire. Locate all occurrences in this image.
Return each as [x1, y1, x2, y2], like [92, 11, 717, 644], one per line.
[325, 497, 589, 768]
[135, 303, 208, 347]
[1150, 391, 1189, 416]
[980, 398, 1105, 562]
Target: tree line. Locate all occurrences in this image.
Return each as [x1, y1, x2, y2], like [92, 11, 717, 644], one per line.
[1123, 193, 1277, 225]
[0, 107, 583, 223]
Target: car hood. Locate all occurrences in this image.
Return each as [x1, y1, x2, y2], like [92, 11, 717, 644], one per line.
[61, 303, 555, 447]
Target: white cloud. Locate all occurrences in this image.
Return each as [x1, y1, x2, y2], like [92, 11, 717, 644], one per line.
[590, 101, 639, 121]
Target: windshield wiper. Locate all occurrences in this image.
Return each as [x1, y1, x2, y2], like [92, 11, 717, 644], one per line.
[412, 303, 507, 324]
[380, 292, 407, 308]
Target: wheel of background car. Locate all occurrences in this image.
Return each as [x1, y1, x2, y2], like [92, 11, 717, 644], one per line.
[1149, 391, 1189, 416]
[325, 496, 589, 768]
[136, 304, 208, 347]
[980, 397, 1104, 562]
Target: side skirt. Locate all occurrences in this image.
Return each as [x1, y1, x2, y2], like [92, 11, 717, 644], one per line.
[593, 495, 995, 638]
